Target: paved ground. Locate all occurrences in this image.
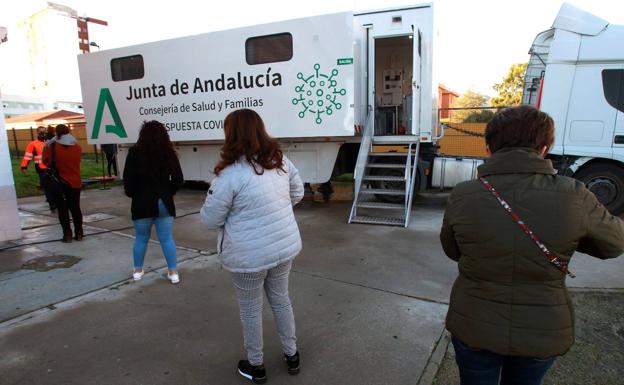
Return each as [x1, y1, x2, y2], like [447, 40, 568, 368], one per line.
[1, 186, 623, 385]
[433, 290, 624, 385]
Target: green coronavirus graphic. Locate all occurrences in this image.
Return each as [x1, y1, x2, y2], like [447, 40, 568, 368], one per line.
[292, 63, 346, 124]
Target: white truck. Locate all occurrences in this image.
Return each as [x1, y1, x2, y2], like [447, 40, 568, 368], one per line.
[79, 4, 447, 226]
[523, 3, 624, 214]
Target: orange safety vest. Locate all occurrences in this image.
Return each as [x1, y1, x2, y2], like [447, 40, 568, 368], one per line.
[21, 140, 47, 170]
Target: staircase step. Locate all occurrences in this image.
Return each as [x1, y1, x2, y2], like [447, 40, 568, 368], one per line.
[357, 200, 404, 210]
[366, 163, 406, 169]
[372, 135, 419, 143]
[369, 152, 409, 156]
[360, 188, 405, 195]
[362, 175, 405, 182]
[350, 215, 405, 226]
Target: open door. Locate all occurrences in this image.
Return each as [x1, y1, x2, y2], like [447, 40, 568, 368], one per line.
[410, 28, 422, 136]
[371, 34, 415, 137]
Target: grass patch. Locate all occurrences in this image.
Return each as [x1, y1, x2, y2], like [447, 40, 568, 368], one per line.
[10, 153, 122, 198]
[332, 173, 354, 183]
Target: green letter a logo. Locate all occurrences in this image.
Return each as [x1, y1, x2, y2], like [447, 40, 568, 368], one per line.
[91, 88, 127, 139]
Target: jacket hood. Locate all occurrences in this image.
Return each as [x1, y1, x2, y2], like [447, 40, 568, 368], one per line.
[477, 147, 556, 177]
[48, 134, 77, 146]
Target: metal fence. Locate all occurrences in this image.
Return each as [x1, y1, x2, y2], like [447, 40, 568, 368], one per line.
[437, 107, 504, 158]
[5, 123, 99, 160]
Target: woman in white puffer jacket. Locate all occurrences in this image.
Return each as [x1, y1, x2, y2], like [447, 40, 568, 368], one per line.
[200, 109, 304, 384]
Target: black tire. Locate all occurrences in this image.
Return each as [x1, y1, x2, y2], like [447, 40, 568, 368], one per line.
[371, 166, 420, 204]
[372, 167, 406, 203]
[575, 163, 624, 215]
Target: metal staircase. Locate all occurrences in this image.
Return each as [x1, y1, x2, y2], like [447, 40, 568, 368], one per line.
[348, 114, 420, 227]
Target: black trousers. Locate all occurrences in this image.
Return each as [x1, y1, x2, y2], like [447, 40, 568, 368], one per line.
[53, 184, 83, 236]
[104, 152, 117, 176]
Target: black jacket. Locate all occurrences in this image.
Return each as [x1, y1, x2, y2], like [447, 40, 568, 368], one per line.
[123, 146, 184, 220]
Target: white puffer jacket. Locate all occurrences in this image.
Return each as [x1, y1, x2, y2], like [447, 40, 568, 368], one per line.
[200, 156, 304, 273]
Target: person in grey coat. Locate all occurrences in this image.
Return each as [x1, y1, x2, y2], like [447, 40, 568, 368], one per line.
[200, 109, 304, 383]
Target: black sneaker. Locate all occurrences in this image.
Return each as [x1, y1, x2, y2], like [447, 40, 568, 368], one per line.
[284, 351, 300, 375]
[237, 360, 267, 384]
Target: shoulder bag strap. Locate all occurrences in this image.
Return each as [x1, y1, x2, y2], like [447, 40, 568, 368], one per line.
[479, 177, 576, 278]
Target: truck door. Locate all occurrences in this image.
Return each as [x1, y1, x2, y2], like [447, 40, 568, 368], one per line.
[605, 67, 624, 159]
[410, 28, 422, 136]
[564, 65, 619, 158]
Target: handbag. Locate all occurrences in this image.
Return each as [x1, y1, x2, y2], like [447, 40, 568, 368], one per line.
[479, 177, 576, 278]
[41, 143, 63, 196]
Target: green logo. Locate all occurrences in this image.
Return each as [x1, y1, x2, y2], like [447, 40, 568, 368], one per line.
[91, 88, 127, 140]
[337, 58, 353, 65]
[292, 63, 346, 124]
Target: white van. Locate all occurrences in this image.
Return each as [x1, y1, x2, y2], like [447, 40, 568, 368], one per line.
[523, 3, 624, 214]
[78, 4, 439, 226]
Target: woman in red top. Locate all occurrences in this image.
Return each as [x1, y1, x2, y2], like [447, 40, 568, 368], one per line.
[43, 124, 83, 243]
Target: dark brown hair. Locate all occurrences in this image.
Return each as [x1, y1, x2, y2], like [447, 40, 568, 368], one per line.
[55, 124, 70, 138]
[485, 105, 555, 153]
[135, 120, 178, 178]
[46, 125, 56, 140]
[214, 109, 284, 176]
[36, 126, 46, 140]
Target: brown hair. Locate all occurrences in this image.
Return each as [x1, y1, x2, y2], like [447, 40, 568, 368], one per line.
[135, 120, 179, 178]
[214, 109, 284, 176]
[55, 124, 70, 138]
[485, 105, 555, 153]
[46, 125, 56, 140]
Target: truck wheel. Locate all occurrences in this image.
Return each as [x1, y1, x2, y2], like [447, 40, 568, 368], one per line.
[372, 167, 420, 204]
[373, 168, 406, 203]
[575, 163, 624, 215]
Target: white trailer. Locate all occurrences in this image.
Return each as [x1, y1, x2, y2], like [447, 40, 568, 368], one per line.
[78, 4, 440, 226]
[523, 3, 624, 214]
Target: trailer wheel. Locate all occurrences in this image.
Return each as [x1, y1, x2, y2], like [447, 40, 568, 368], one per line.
[575, 163, 624, 215]
[372, 167, 420, 204]
[373, 168, 405, 203]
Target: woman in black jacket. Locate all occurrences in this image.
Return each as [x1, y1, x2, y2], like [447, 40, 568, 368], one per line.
[123, 121, 184, 284]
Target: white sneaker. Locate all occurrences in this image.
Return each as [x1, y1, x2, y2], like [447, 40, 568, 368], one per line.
[133, 270, 144, 281]
[168, 272, 180, 284]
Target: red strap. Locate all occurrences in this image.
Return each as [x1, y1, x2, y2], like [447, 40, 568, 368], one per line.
[479, 177, 575, 278]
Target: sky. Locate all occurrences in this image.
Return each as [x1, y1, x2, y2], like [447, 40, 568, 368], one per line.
[1, 0, 624, 97]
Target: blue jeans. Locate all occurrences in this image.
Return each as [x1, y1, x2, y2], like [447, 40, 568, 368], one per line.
[452, 336, 556, 385]
[132, 199, 177, 270]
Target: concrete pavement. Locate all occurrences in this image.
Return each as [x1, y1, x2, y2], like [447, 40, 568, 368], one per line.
[1, 186, 623, 385]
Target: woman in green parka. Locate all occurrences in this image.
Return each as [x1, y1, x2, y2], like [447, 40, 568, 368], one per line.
[440, 105, 624, 385]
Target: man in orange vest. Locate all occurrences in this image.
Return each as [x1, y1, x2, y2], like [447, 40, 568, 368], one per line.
[21, 126, 56, 211]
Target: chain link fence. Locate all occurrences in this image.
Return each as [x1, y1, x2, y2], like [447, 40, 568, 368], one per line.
[437, 106, 504, 158]
[5, 123, 99, 160]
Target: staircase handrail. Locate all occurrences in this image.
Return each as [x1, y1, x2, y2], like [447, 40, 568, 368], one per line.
[349, 111, 373, 222]
[405, 141, 421, 226]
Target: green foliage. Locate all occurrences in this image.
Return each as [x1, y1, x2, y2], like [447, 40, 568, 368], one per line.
[464, 109, 495, 123]
[491, 62, 528, 107]
[452, 90, 489, 123]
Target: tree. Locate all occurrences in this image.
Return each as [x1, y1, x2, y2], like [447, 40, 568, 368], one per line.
[464, 109, 495, 123]
[490, 62, 528, 107]
[451, 90, 489, 122]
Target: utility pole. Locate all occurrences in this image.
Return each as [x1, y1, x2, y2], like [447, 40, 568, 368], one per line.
[0, 26, 22, 241]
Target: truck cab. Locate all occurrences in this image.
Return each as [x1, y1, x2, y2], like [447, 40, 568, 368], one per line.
[523, 3, 624, 214]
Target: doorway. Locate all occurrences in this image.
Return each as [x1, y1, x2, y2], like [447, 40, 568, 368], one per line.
[374, 36, 414, 136]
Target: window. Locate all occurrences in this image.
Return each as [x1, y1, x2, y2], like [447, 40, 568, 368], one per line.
[602, 69, 624, 113]
[111, 55, 144, 82]
[245, 33, 293, 65]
